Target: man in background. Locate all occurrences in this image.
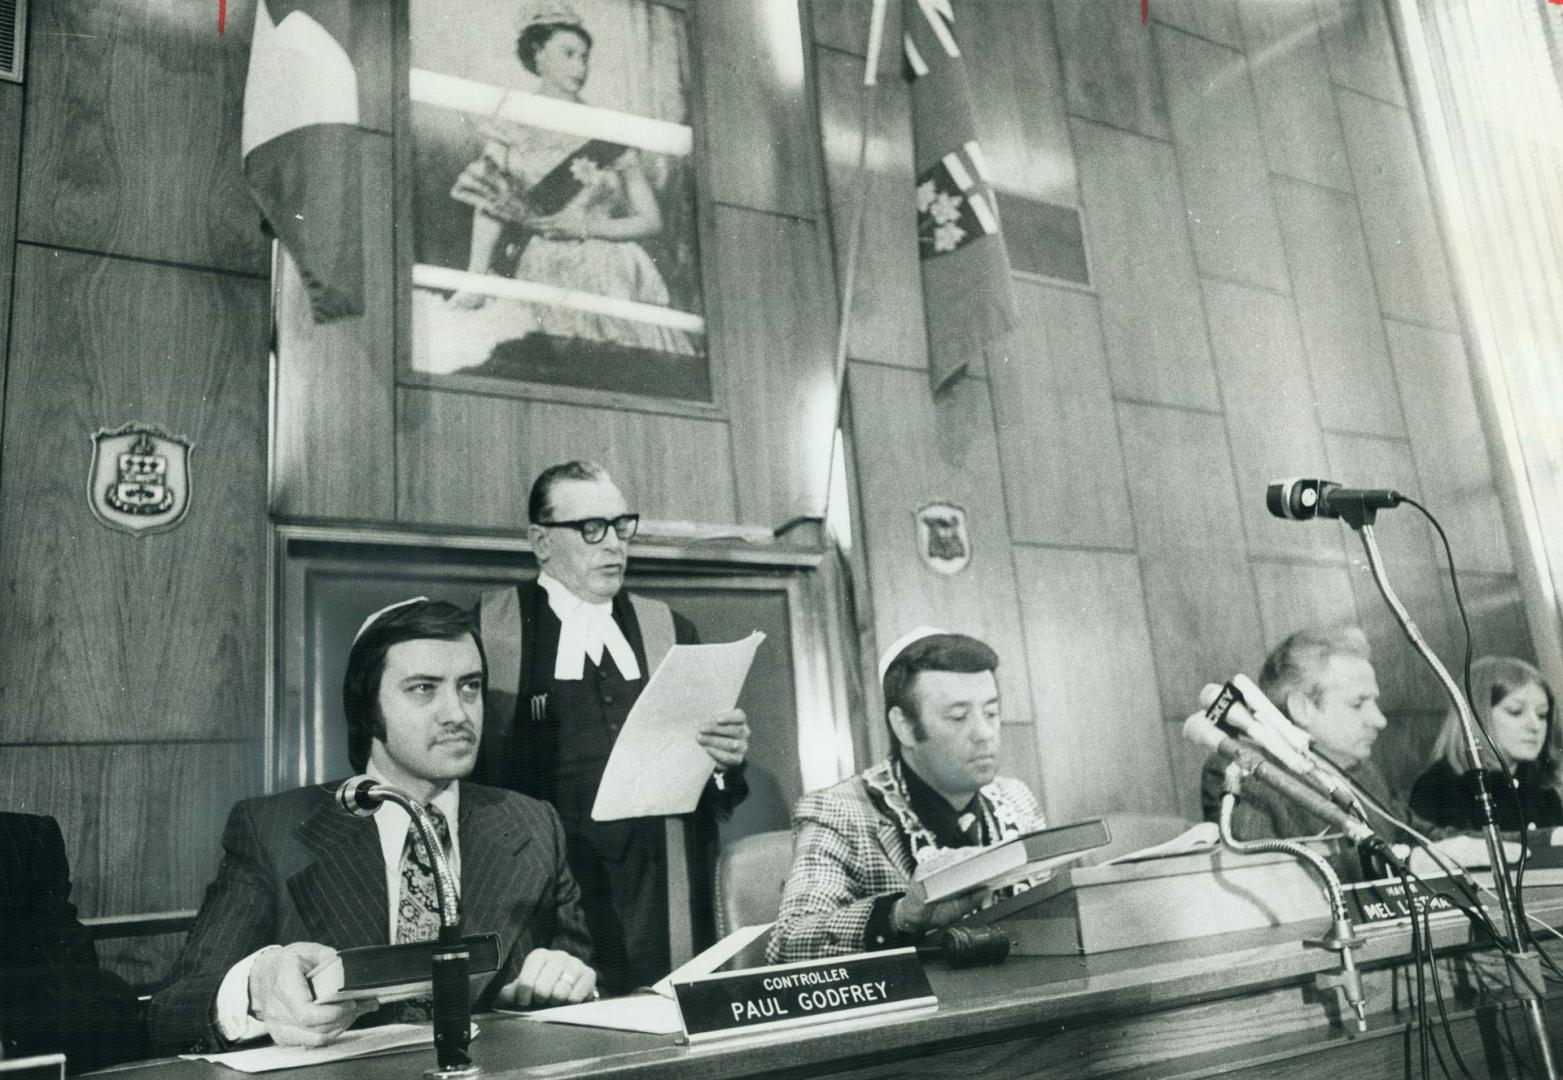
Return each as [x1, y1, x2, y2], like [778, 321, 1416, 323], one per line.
[475, 460, 749, 994]
[149, 600, 594, 1053]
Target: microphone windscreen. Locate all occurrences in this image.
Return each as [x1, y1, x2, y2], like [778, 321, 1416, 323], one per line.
[1198, 683, 1223, 709]
[1181, 711, 1225, 753]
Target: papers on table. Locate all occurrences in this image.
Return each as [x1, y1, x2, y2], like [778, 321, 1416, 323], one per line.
[591, 631, 765, 821]
[178, 1022, 475, 1073]
[516, 923, 772, 1035]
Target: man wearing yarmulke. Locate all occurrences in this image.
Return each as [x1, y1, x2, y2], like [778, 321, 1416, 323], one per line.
[768, 629, 1045, 962]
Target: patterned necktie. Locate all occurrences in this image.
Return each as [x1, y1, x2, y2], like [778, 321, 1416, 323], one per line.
[395, 805, 451, 1022]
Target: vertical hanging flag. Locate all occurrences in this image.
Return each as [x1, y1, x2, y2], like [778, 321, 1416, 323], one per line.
[903, 0, 1016, 393]
[242, 0, 364, 321]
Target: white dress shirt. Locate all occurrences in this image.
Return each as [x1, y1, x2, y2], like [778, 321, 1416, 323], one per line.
[537, 571, 640, 681]
[213, 765, 463, 1042]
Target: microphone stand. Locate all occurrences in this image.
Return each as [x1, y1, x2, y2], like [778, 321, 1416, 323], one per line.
[1354, 517, 1557, 1075]
[356, 784, 480, 1080]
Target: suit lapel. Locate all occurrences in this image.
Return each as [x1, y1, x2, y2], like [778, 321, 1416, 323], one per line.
[289, 796, 389, 948]
[457, 784, 534, 964]
[878, 817, 917, 880]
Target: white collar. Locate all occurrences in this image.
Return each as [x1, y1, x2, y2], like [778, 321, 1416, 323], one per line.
[537, 572, 641, 681]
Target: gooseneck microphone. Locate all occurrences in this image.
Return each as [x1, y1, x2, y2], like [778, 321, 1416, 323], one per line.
[335, 776, 476, 1078]
[1266, 478, 1402, 527]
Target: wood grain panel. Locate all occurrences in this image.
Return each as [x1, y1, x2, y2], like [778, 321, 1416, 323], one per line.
[962, 0, 1075, 207]
[695, 0, 818, 218]
[0, 82, 22, 454]
[1202, 278, 1342, 563]
[809, 0, 904, 81]
[1238, 0, 1353, 192]
[1012, 547, 1175, 823]
[0, 246, 268, 743]
[1151, 0, 1243, 48]
[1071, 119, 1218, 410]
[1385, 319, 1512, 574]
[1273, 175, 1404, 437]
[708, 205, 837, 527]
[355, 0, 393, 134]
[1251, 559, 1361, 651]
[847, 364, 1033, 715]
[1336, 89, 1460, 331]
[1155, 26, 1288, 294]
[998, 720, 1046, 819]
[1163, 716, 1213, 823]
[1456, 571, 1537, 664]
[396, 388, 738, 528]
[1139, 553, 1267, 723]
[989, 281, 1134, 550]
[1316, 0, 1407, 106]
[18, 0, 267, 274]
[1375, 709, 1442, 801]
[815, 47, 925, 371]
[0, 742, 262, 919]
[1054, 0, 1170, 141]
[1347, 558, 1457, 715]
[1323, 432, 1435, 569]
[1117, 402, 1245, 558]
[273, 134, 395, 521]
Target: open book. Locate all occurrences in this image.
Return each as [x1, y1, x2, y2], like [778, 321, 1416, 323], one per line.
[912, 818, 1111, 903]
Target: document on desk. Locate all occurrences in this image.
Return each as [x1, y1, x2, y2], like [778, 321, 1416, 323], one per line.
[177, 1022, 472, 1073]
[591, 631, 765, 821]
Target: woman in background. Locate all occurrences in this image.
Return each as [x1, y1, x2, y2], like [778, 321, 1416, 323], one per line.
[1410, 655, 1563, 832]
[446, 3, 694, 357]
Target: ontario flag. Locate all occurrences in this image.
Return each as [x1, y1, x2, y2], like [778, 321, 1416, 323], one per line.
[903, 0, 1016, 393]
[242, 0, 364, 321]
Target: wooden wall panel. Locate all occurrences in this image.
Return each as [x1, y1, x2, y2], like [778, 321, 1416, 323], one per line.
[1385, 319, 1512, 574]
[695, 0, 818, 218]
[1151, 0, 1244, 48]
[0, 743, 260, 917]
[1071, 119, 1218, 410]
[396, 388, 738, 528]
[1202, 278, 1342, 564]
[1273, 175, 1404, 438]
[1348, 561, 1458, 715]
[18, 0, 266, 275]
[814, 48, 926, 371]
[962, 0, 1075, 207]
[1251, 560, 1361, 650]
[1336, 89, 1460, 331]
[1237, 1, 1353, 193]
[1054, 0, 1170, 142]
[1458, 572, 1537, 663]
[0, 82, 22, 452]
[709, 205, 838, 527]
[1316, 0, 1407, 106]
[0, 246, 268, 743]
[1323, 433, 1435, 568]
[273, 136, 396, 521]
[1118, 403, 1266, 716]
[355, 0, 394, 134]
[1155, 26, 1288, 294]
[808, 0, 903, 80]
[847, 365, 1033, 716]
[997, 720, 1045, 820]
[1012, 547, 1175, 823]
[989, 281, 1134, 550]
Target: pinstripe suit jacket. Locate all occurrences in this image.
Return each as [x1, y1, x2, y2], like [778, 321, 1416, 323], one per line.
[766, 768, 1044, 963]
[147, 781, 592, 1054]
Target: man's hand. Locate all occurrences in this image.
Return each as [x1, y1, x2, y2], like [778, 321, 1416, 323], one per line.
[891, 881, 989, 936]
[248, 943, 375, 1048]
[497, 948, 596, 1009]
[696, 709, 750, 769]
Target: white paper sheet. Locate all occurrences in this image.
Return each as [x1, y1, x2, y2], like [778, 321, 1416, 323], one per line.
[591, 631, 765, 821]
[178, 1022, 473, 1073]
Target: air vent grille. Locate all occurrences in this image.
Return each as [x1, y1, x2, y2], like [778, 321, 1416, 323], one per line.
[0, 0, 25, 84]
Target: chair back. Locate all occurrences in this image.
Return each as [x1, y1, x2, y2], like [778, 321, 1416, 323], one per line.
[714, 829, 795, 939]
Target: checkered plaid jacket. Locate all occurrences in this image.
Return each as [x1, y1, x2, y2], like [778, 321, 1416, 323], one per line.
[766, 764, 1044, 963]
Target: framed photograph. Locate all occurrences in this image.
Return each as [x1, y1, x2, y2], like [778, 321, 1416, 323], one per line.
[404, 0, 712, 405]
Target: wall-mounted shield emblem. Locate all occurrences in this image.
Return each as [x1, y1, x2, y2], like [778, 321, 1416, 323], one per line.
[915, 502, 971, 575]
[88, 423, 193, 536]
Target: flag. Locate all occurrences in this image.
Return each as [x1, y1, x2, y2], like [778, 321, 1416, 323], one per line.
[903, 0, 1016, 393]
[242, 0, 364, 321]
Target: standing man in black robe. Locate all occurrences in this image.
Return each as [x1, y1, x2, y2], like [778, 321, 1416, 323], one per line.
[475, 461, 750, 993]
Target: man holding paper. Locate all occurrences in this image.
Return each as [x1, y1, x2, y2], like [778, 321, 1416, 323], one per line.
[474, 461, 750, 993]
[148, 600, 595, 1054]
[768, 630, 1045, 963]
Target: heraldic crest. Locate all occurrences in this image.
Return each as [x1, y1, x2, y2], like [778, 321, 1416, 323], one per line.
[88, 423, 193, 536]
[915, 501, 971, 576]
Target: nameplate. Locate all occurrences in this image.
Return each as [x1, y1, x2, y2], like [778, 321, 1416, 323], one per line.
[1342, 875, 1461, 927]
[671, 948, 936, 1043]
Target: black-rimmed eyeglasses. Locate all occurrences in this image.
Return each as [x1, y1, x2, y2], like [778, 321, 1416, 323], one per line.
[539, 513, 640, 544]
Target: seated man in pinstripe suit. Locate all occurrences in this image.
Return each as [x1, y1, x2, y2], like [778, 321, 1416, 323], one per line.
[148, 600, 595, 1053]
[768, 629, 1046, 963]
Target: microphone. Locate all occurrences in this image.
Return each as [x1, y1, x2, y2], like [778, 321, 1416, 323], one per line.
[1181, 713, 1405, 874]
[1266, 478, 1402, 525]
[336, 775, 384, 817]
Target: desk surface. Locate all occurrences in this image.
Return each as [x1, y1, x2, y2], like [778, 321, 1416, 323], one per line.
[101, 894, 1563, 1080]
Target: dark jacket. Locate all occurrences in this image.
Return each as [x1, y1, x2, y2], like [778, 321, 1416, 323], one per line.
[1410, 759, 1563, 832]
